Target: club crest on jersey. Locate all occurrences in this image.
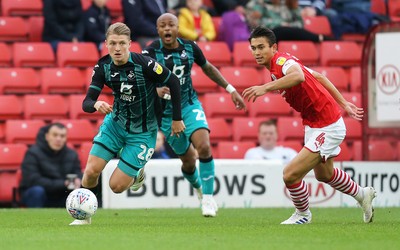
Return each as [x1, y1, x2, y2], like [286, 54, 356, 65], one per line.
[127, 70, 135, 80]
[276, 57, 286, 66]
[181, 50, 187, 59]
[153, 62, 163, 74]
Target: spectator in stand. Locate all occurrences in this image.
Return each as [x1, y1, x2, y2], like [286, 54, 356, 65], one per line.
[167, 0, 186, 15]
[218, 3, 251, 51]
[19, 123, 82, 208]
[152, 131, 171, 159]
[246, 0, 332, 42]
[42, 0, 84, 51]
[83, 0, 111, 51]
[298, 0, 327, 18]
[122, 0, 168, 48]
[325, 0, 388, 39]
[178, 0, 216, 42]
[211, 0, 250, 16]
[244, 119, 297, 165]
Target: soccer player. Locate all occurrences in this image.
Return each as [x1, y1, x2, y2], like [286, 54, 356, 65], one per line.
[70, 22, 185, 225]
[142, 13, 246, 217]
[243, 26, 376, 224]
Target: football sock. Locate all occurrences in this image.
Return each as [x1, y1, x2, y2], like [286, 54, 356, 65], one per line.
[286, 180, 310, 213]
[181, 167, 202, 189]
[327, 168, 361, 201]
[199, 156, 215, 195]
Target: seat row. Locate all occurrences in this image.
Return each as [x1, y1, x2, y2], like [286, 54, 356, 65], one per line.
[0, 91, 362, 121]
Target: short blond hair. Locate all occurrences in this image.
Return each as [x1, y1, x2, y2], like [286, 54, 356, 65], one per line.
[106, 22, 131, 39]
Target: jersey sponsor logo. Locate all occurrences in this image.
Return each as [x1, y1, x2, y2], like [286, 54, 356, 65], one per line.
[276, 57, 286, 66]
[111, 72, 119, 77]
[153, 62, 163, 74]
[120, 81, 133, 94]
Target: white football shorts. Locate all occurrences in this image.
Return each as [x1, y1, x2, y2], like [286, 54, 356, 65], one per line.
[304, 117, 346, 162]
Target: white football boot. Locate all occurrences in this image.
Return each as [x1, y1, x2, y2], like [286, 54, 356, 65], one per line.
[358, 187, 377, 223]
[201, 195, 218, 217]
[69, 218, 91, 226]
[281, 210, 312, 225]
[130, 168, 145, 192]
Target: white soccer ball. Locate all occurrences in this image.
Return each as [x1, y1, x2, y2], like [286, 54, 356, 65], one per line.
[66, 188, 98, 220]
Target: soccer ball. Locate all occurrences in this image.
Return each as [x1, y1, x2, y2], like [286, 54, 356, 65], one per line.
[66, 188, 98, 220]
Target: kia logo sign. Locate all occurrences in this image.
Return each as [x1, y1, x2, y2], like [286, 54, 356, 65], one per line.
[283, 176, 336, 204]
[377, 65, 400, 95]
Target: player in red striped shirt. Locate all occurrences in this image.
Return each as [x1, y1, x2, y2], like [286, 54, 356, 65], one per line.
[243, 26, 376, 224]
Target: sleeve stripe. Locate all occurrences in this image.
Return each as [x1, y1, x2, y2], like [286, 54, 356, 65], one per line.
[162, 71, 171, 84]
[89, 85, 102, 92]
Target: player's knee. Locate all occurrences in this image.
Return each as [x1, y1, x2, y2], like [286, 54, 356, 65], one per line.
[83, 166, 101, 179]
[315, 173, 331, 183]
[195, 141, 211, 158]
[283, 168, 301, 186]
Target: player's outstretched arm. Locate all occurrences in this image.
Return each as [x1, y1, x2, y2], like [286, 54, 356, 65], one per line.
[312, 71, 363, 120]
[201, 62, 247, 110]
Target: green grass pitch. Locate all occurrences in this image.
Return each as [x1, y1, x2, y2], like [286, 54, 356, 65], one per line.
[1, 207, 399, 250]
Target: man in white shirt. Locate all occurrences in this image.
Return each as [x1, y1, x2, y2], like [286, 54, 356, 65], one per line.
[244, 119, 297, 165]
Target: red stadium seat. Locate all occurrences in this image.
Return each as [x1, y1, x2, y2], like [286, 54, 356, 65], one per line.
[1, 0, 42, 16]
[368, 140, 397, 161]
[278, 41, 319, 66]
[248, 93, 292, 118]
[207, 118, 232, 143]
[197, 41, 232, 67]
[0, 171, 19, 203]
[0, 17, 29, 42]
[0, 42, 12, 67]
[0, 95, 23, 120]
[388, 0, 400, 21]
[277, 117, 304, 141]
[277, 140, 303, 153]
[335, 142, 352, 161]
[219, 67, 262, 93]
[24, 95, 69, 120]
[312, 66, 349, 92]
[0, 123, 5, 143]
[232, 41, 259, 67]
[78, 141, 93, 171]
[303, 16, 333, 36]
[191, 66, 218, 93]
[343, 117, 362, 141]
[217, 141, 256, 159]
[5, 120, 45, 144]
[320, 41, 362, 67]
[107, 0, 123, 17]
[83, 67, 113, 94]
[57, 42, 99, 68]
[27, 16, 43, 42]
[81, 0, 91, 10]
[0, 144, 28, 171]
[101, 41, 142, 56]
[55, 120, 96, 145]
[371, 0, 387, 15]
[203, 93, 247, 119]
[69, 94, 113, 120]
[349, 66, 361, 92]
[41, 68, 86, 94]
[0, 68, 40, 94]
[13, 42, 55, 67]
[232, 117, 266, 142]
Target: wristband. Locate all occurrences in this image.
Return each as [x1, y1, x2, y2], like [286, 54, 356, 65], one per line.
[225, 84, 236, 94]
[163, 93, 171, 100]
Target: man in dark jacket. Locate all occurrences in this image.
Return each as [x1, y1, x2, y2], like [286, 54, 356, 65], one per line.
[84, 0, 111, 50]
[20, 123, 82, 208]
[122, 0, 167, 48]
[42, 0, 84, 51]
